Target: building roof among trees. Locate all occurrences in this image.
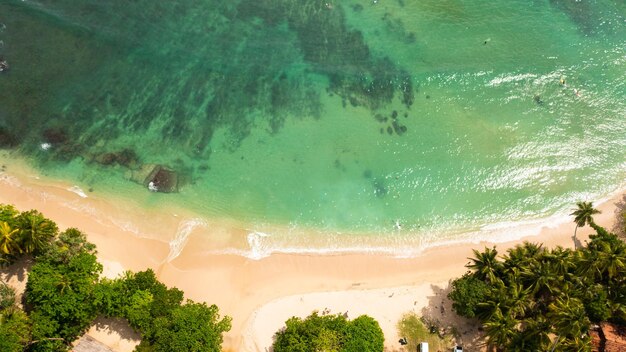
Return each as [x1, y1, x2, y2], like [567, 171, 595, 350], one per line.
[72, 335, 115, 352]
[591, 322, 626, 352]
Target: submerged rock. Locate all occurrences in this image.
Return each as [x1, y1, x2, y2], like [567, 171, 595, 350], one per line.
[93, 148, 140, 169]
[0, 127, 18, 148]
[144, 165, 179, 193]
[42, 127, 69, 144]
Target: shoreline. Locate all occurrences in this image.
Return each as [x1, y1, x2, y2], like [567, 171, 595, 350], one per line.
[0, 154, 623, 351]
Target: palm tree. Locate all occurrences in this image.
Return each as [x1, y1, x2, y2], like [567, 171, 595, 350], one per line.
[518, 316, 552, 351]
[578, 232, 626, 285]
[570, 201, 600, 248]
[502, 242, 542, 278]
[16, 210, 58, 253]
[468, 246, 502, 283]
[544, 246, 574, 278]
[592, 240, 626, 282]
[484, 309, 519, 351]
[504, 278, 534, 319]
[15, 210, 58, 254]
[0, 221, 19, 255]
[477, 279, 507, 320]
[548, 296, 590, 351]
[525, 260, 559, 297]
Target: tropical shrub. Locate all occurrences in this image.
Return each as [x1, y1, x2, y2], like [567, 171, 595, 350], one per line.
[0, 308, 31, 352]
[273, 311, 384, 352]
[25, 228, 102, 344]
[448, 273, 489, 318]
[144, 301, 232, 352]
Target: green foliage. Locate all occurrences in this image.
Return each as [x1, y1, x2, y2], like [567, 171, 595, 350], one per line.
[15, 210, 58, 255]
[342, 316, 384, 352]
[29, 311, 66, 352]
[144, 301, 232, 352]
[0, 281, 16, 310]
[583, 285, 611, 322]
[273, 311, 383, 352]
[570, 201, 601, 247]
[396, 312, 452, 352]
[94, 269, 231, 351]
[25, 229, 102, 344]
[124, 290, 154, 332]
[0, 221, 20, 256]
[0, 308, 31, 352]
[448, 216, 626, 351]
[39, 228, 96, 264]
[467, 246, 501, 283]
[0, 205, 60, 265]
[0, 204, 19, 224]
[0, 204, 232, 351]
[120, 269, 184, 324]
[448, 273, 490, 318]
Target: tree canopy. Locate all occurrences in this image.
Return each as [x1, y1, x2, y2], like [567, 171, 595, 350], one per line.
[449, 223, 626, 351]
[272, 311, 384, 352]
[0, 204, 231, 351]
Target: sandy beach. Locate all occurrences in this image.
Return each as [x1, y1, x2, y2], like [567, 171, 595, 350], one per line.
[0, 156, 623, 351]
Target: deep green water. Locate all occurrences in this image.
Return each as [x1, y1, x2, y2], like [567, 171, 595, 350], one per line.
[1, 0, 625, 255]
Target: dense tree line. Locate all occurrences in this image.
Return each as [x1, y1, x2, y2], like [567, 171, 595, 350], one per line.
[448, 202, 626, 351]
[272, 311, 385, 352]
[0, 204, 231, 351]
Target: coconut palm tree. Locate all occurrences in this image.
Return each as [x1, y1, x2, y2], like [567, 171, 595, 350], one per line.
[570, 201, 600, 248]
[592, 240, 626, 282]
[477, 279, 507, 320]
[502, 242, 542, 279]
[0, 221, 19, 255]
[504, 279, 534, 319]
[468, 246, 502, 283]
[544, 246, 574, 278]
[15, 210, 58, 254]
[526, 260, 559, 297]
[484, 309, 519, 351]
[548, 296, 590, 351]
[518, 316, 552, 350]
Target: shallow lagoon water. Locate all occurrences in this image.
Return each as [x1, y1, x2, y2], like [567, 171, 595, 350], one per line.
[0, 0, 625, 256]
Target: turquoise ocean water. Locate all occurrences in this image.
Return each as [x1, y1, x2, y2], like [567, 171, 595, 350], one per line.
[0, 0, 625, 256]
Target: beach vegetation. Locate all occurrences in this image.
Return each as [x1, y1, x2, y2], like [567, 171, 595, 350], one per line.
[397, 312, 454, 352]
[144, 300, 232, 352]
[0, 221, 20, 256]
[25, 228, 102, 345]
[0, 204, 61, 265]
[0, 281, 17, 310]
[0, 204, 231, 351]
[570, 201, 601, 247]
[447, 273, 489, 318]
[15, 210, 58, 255]
[0, 306, 31, 352]
[272, 311, 384, 352]
[448, 206, 626, 351]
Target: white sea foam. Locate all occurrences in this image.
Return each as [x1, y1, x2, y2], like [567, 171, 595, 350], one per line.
[68, 185, 88, 198]
[487, 73, 537, 87]
[199, 185, 626, 261]
[166, 218, 207, 262]
[246, 231, 271, 260]
[0, 173, 22, 187]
